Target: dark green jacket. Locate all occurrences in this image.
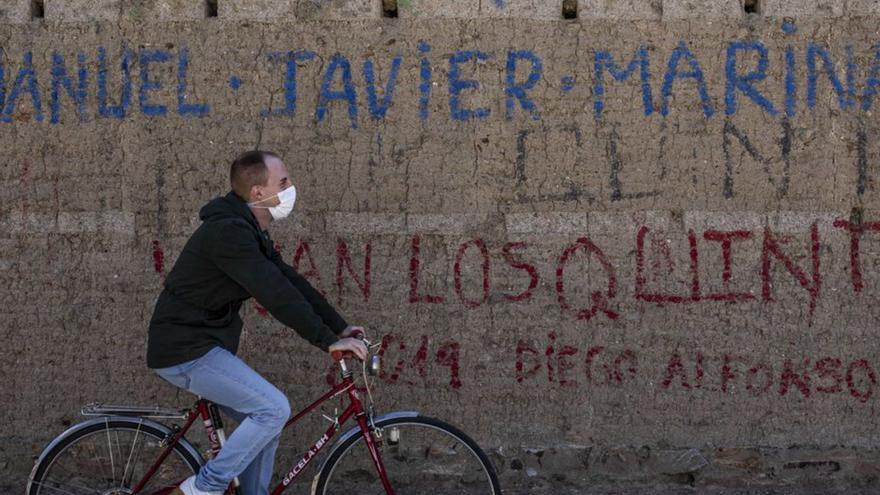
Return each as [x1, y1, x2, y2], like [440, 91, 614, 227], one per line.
[146, 191, 345, 368]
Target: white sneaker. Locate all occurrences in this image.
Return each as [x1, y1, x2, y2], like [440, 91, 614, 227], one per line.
[172, 474, 224, 495]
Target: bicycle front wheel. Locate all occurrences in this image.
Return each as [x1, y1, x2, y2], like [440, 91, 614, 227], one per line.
[27, 417, 203, 495]
[314, 415, 501, 495]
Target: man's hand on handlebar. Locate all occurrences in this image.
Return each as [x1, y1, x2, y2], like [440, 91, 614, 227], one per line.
[328, 337, 368, 361]
[339, 325, 366, 339]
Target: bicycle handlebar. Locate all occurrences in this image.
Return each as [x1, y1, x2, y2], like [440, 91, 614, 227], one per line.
[330, 329, 367, 362]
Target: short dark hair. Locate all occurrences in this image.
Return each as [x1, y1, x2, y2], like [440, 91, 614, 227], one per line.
[230, 150, 279, 201]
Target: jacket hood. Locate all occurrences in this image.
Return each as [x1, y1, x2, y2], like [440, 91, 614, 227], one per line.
[199, 191, 261, 230]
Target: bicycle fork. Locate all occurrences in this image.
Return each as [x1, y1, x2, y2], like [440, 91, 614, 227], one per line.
[353, 403, 396, 494]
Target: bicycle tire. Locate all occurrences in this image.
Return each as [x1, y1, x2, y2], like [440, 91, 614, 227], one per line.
[26, 417, 204, 495]
[313, 415, 501, 495]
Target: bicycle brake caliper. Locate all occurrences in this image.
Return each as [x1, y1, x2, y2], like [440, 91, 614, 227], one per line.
[368, 407, 383, 439]
[159, 424, 181, 448]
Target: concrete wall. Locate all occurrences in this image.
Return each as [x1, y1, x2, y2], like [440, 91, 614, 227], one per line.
[3, 1, 880, 493]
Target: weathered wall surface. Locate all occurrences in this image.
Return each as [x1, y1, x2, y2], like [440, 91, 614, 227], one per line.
[2, 0, 880, 493]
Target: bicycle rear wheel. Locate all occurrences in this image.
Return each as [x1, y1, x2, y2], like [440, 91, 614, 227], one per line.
[27, 417, 203, 495]
[314, 415, 501, 495]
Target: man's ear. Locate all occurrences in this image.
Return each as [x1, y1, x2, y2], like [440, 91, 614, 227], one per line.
[248, 184, 262, 203]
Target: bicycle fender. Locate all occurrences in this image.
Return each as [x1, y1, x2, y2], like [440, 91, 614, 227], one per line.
[310, 410, 419, 495]
[27, 415, 205, 493]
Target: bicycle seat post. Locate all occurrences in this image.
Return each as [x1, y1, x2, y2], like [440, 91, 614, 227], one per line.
[198, 399, 241, 490]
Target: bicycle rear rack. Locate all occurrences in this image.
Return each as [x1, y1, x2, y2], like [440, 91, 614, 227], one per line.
[81, 402, 190, 419]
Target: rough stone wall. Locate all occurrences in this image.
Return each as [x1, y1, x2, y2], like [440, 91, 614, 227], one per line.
[2, 0, 880, 493]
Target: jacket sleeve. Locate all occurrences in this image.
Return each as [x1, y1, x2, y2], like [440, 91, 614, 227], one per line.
[209, 220, 340, 352]
[267, 243, 349, 335]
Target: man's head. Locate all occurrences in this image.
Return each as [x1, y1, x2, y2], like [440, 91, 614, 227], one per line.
[229, 150, 291, 204]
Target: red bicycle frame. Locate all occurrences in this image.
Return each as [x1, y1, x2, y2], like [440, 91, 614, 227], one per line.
[133, 360, 395, 495]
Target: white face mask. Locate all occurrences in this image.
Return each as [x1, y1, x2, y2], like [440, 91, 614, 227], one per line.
[248, 184, 296, 221]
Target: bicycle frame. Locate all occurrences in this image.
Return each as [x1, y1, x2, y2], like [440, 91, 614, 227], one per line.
[132, 362, 395, 495]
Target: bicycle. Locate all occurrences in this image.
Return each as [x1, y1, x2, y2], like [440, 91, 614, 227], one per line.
[25, 332, 502, 495]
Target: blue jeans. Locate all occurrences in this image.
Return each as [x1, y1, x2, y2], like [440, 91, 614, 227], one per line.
[153, 346, 291, 495]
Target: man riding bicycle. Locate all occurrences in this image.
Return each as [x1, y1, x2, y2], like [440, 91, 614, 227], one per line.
[146, 150, 367, 495]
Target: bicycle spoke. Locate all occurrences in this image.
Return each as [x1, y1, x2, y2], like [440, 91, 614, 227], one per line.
[122, 424, 145, 487]
[114, 429, 124, 477]
[120, 424, 142, 488]
[105, 419, 117, 485]
[43, 456, 111, 492]
[31, 477, 103, 495]
[85, 435, 112, 486]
